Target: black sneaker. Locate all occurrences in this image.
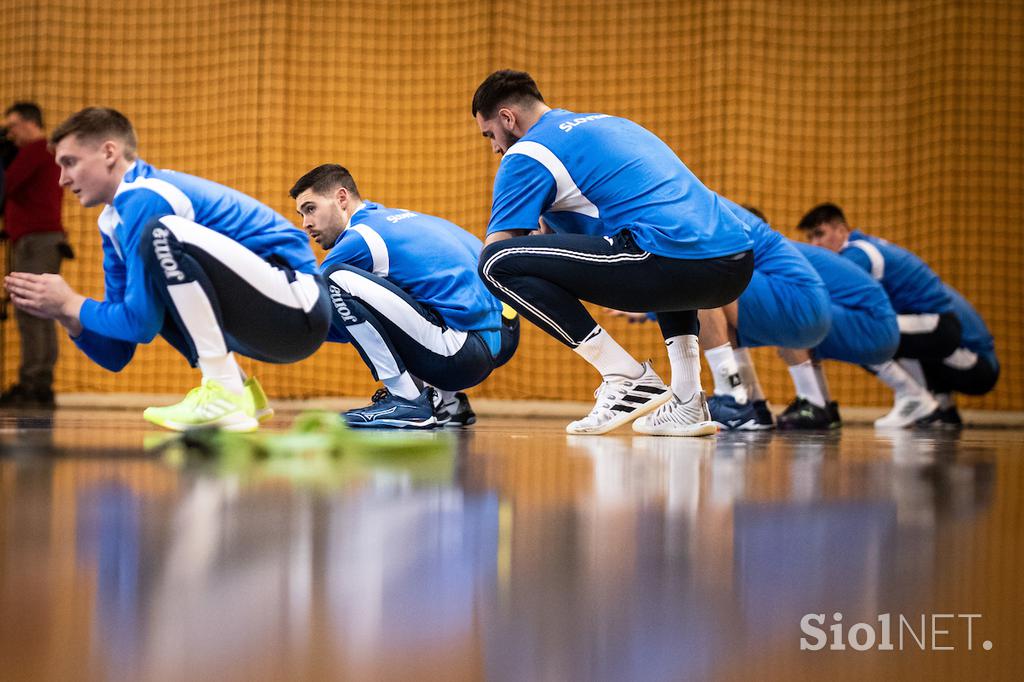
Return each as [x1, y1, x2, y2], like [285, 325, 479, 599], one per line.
[436, 391, 477, 427]
[916, 406, 963, 429]
[826, 401, 842, 429]
[776, 397, 832, 430]
[0, 384, 55, 409]
[751, 400, 776, 429]
[0, 384, 30, 407]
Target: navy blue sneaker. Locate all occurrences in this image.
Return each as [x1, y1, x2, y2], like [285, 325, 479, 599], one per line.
[344, 387, 439, 429]
[707, 394, 770, 431]
[776, 397, 832, 430]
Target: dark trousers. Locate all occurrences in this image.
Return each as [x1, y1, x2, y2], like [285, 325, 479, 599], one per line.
[895, 311, 962, 360]
[322, 263, 519, 392]
[921, 353, 999, 396]
[13, 232, 65, 391]
[478, 230, 753, 345]
[141, 216, 331, 366]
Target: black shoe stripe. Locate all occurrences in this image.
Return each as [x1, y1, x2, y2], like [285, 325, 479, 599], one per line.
[623, 395, 650, 404]
[633, 385, 667, 395]
[611, 404, 636, 413]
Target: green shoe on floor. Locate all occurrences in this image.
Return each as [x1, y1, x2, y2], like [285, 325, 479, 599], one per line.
[144, 379, 259, 432]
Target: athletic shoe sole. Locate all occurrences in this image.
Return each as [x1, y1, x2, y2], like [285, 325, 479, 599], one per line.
[565, 388, 672, 436]
[713, 418, 774, 432]
[441, 417, 476, 428]
[632, 419, 718, 437]
[874, 400, 940, 429]
[346, 417, 438, 429]
[777, 422, 833, 431]
[144, 414, 260, 433]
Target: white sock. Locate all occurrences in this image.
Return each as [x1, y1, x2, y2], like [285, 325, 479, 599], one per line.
[811, 360, 832, 403]
[383, 371, 421, 400]
[788, 360, 826, 408]
[733, 347, 764, 402]
[704, 343, 748, 404]
[574, 325, 644, 379]
[198, 353, 244, 394]
[666, 334, 703, 401]
[936, 392, 955, 410]
[897, 358, 928, 389]
[438, 389, 458, 405]
[869, 360, 926, 397]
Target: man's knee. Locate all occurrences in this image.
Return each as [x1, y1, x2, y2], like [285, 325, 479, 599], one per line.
[478, 240, 519, 292]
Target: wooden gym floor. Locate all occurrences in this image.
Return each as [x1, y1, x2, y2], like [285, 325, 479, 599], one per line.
[1, 408, 1021, 681]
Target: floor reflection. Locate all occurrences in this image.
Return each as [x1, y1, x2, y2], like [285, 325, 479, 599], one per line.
[0, 415, 1018, 681]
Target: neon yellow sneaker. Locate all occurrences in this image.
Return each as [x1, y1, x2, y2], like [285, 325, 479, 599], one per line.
[143, 379, 259, 432]
[244, 376, 274, 423]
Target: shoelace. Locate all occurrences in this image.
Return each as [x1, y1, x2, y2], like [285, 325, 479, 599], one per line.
[370, 388, 392, 403]
[169, 383, 211, 411]
[189, 383, 244, 418]
[589, 380, 628, 416]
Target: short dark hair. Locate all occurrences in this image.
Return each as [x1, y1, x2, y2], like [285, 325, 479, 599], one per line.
[742, 205, 768, 223]
[51, 107, 138, 160]
[289, 164, 360, 199]
[472, 70, 545, 119]
[797, 203, 847, 231]
[5, 102, 44, 128]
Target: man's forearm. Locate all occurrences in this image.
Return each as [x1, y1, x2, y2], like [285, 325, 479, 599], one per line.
[484, 229, 530, 246]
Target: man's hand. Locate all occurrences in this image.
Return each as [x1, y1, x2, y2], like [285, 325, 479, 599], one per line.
[4, 272, 85, 335]
[604, 308, 651, 323]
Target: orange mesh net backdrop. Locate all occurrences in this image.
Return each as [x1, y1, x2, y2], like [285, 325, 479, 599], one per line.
[1, 0, 1021, 408]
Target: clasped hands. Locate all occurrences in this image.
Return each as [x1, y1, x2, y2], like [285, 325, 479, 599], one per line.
[4, 272, 85, 335]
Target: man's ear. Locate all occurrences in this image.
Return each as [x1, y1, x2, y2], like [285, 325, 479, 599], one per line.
[498, 107, 516, 132]
[335, 186, 349, 207]
[102, 140, 119, 165]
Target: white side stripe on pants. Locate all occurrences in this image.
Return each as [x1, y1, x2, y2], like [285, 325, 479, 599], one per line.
[167, 281, 228, 358]
[159, 215, 321, 313]
[897, 313, 940, 334]
[347, 322, 403, 380]
[943, 347, 979, 370]
[479, 245, 650, 346]
[327, 269, 468, 379]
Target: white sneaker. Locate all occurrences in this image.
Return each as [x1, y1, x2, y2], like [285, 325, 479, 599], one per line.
[632, 391, 719, 437]
[566, 362, 672, 435]
[874, 392, 939, 428]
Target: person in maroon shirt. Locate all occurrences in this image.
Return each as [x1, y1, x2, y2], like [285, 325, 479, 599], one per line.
[1, 102, 66, 407]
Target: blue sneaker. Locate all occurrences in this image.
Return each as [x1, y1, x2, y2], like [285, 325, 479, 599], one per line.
[344, 387, 439, 429]
[707, 394, 771, 431]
